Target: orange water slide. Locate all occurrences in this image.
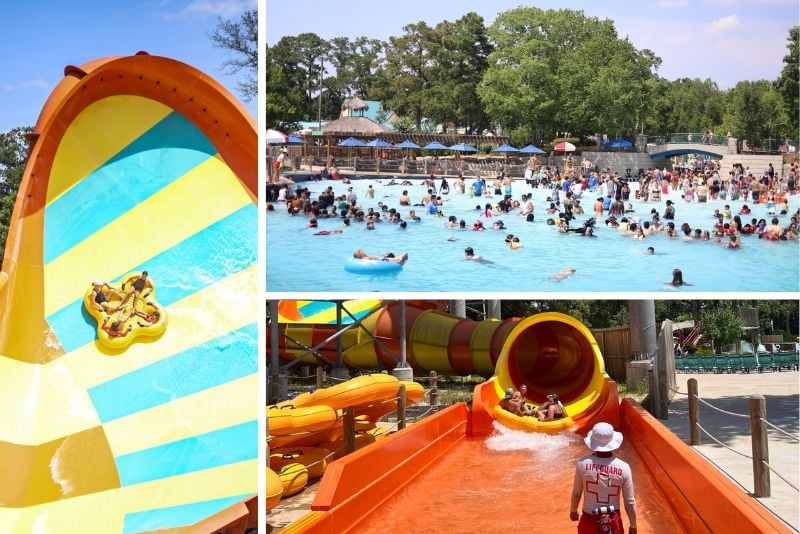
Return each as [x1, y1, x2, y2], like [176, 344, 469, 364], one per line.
[270, 303, 617, 435]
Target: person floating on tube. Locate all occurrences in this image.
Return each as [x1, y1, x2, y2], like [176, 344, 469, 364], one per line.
[570, 422, 637, 534]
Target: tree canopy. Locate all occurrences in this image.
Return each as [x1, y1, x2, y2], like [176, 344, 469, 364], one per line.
[210, 9, 257, 101]
[265, 10, 796, 149]
[0, 127, 32, 265]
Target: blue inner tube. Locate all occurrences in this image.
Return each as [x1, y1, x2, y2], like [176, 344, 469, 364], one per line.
[344, 257, 403, 275]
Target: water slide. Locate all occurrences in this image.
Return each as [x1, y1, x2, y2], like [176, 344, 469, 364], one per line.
[272, 301, 790, 533]
[0, 53, 257, 532]
[272, 301, 618, 433]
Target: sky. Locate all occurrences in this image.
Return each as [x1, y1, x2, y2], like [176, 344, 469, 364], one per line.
[266, 0, 797, 91]
[0, 0, 256, 132]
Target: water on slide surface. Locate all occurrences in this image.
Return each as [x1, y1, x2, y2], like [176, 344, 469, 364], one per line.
[357, 423, 684, 533]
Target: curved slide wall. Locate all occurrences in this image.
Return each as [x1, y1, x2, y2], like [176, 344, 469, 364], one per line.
[272, 303, 617, 434]
[0, 54, 257, 532]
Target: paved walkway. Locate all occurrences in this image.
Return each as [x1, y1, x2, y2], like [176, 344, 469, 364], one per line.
[662, 371, 799, 531]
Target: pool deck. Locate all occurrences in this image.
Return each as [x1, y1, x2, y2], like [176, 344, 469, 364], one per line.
[662, 371, 799, 532]
[267, 372, 799, 532]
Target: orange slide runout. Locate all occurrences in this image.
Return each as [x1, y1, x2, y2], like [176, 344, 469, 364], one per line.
[282, 400, 791, 533]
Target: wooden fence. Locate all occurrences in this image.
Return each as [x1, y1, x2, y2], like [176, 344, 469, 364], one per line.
[591, 326, 631, 382]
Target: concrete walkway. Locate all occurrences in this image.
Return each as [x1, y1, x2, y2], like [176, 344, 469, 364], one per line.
[661, 371, 799, 531]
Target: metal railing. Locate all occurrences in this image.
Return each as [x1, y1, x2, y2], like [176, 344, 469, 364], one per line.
[647, 133, 727, 146]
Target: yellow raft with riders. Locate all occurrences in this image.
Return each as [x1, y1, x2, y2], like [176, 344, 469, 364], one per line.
[84, 271, 168, 350]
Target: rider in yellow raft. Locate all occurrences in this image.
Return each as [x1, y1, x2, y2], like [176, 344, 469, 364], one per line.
[85, 272, 167, 347]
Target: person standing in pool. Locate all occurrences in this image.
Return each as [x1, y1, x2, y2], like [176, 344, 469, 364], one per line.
[667, 268, 690, 286]
[663, 200, 675, 220]
[570, 422, 638, 534]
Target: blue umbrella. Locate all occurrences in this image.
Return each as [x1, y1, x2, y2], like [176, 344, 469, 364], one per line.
[394, 139, 421, 149]
[520, 144, 546, 154]
[449, 142, 478, 152]
[337, 137, 367, 147]
[604, 139, 633, 149]
[366, 138, 393, 148]
[491, 143, 520, 153]
[286, 135, 306, 145]
[422, 141, 449, 150]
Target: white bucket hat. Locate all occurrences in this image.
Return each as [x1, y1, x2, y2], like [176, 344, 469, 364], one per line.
[585, 422, 623, 452]
[92, 279, 104, 286]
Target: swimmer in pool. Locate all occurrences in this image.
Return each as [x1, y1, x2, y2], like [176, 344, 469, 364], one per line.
[353, 250, 409, 264]
[551, 267, 576, 282]
[667, 268, 691, 286]
[464, 247, 492, 264]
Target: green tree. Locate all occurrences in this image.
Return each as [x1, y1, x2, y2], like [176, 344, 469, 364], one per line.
[724, 80, 790, 148]
[266, 33, 330, 125]
[776, 26, 799, 135]
[376, 21, 436, 130]
[698, 304, 742, 353]
[0, 127, 32, 265]
[478, 8, 659, 143]
[210, 9, 257, 101]
[646, 78, 726, 134]
[426, 13, 493, 134]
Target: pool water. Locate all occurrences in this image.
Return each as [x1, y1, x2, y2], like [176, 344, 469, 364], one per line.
[265, 177, 799, 292]
[356, 424, 684, 533]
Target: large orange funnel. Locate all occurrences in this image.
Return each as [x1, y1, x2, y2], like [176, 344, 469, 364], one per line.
[471, 312, 618, 436]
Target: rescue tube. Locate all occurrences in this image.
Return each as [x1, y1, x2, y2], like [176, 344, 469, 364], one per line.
[279, 463, 309, 497]
[266, 468, 283, 510]
[285, 374, 402, 411]
[344, 257, 402, 275]
[267, 404, 339, 436]
[84, 274, 168, 350]
[270, 447, 330, 479]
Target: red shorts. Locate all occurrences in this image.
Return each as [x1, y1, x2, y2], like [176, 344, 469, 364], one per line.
[578, 511, 624, 534]
[272, 160, 281, 169]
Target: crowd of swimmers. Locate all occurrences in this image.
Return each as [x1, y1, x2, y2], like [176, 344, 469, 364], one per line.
[267, 159, 798, 281]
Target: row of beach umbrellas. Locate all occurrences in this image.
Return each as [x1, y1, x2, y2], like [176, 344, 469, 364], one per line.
[336, 137, 549, 154]
[267, 128, 632, 152]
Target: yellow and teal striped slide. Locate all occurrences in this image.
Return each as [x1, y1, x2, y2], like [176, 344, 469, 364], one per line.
[0, 54, 257, 532]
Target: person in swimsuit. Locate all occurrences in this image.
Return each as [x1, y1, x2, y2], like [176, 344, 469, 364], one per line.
[133, 306, 162, 327]
[353, 250, 409, 264]
[536, 393, 566, 421]
[90, 280, 122, 313]
[117, 271, 154, 312]
[499, 385, 536, 416]
[102, 316, 133, 338]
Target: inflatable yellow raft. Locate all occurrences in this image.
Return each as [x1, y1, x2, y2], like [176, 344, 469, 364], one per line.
[266, 468, 283, 510]
[284, 373, 402, 411]
[279, 463, 309, 497]
[84, 272, 167, 350]
[492, 405, 577, 434]
[270, 447, 330, 479]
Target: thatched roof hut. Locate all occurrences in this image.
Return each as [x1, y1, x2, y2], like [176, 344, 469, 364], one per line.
[341, 97, 369, 113]
[320, 116, 392, 135]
